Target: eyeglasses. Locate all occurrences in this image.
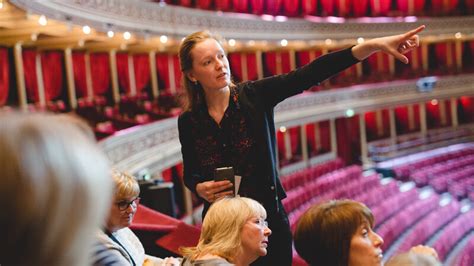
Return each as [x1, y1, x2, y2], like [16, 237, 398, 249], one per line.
[116, 197, 140, 211]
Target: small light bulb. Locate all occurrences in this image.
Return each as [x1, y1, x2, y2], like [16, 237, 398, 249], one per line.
[357, 37, 364, 44]
[82, 25, 91, 35]
[38, 15, 47, 26]
[123, 31, 131, 40]
[160, 35, 168, 44]
[107, 30, 114, 38]
[228, 39, 236, 47]
[280, 39, 288, 47]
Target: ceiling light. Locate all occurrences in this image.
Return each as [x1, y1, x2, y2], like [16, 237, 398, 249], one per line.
[123, 31, 131, 40]
[82, 25, 91, 34]
[280, 39, 288, 47]
[38, 15, 47, 26]
[107, 30, 114, 38]
[228, 39, 236, 47]
[160, 35, 168, 44]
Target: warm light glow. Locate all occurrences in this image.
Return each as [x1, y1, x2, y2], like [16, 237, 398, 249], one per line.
[107, 30, 114, 38]
[0, 1, 4, 9]
[247, 40, 255, 46]
[455, 32, 462, 39]
[228, 39, 236, 47]
[325, 39, 332, 45]
[160, 35, 168, 43]
[78, 39, 85, 47]
[280, 39, 288, 47]
[275, 16, 288, 22]
[279, 126, 287, 133]
[123, 31, 131, 40]
[431, 99, 438, 105]
[30, 33, 38, 41]
[38, 15, 47, 26]
[357, 37, 365, 44]
[120, 43, 127, 50]
[345, 109, 355, 117]
[82, 25, 91, 34]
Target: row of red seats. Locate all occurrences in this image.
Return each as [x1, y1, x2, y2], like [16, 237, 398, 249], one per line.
[377, 193, 440, 250]
[396, 200, 461, 254]
[411, 154, 474, 186]
[453, 236, 474, 266]
[280, 158, 344, 191]
[432, 210, 474, 261]
[371, 188, 419, 226]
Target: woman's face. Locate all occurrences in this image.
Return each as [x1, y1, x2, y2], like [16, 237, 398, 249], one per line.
[241, 217, 272, 259]
[187, 38, 231, 92]
[348, 223, 384, 266]
[107, 195, 140, 231]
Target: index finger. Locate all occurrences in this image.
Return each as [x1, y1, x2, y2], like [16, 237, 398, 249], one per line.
[402, 25, 425, 39]
[212, 180, 232, 187]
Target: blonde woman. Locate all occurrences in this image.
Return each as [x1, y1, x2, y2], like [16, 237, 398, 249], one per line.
[95, 170, 180, 266]
[181, 197, 272, 266]
[0, 112, 113, 265]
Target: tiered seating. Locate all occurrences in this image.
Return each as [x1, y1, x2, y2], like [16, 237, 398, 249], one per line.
[453, 236, 474, 266]
[377, 193, 440, 250]
[281, 158, 344, 191]
[448, 178, 474, 200]
[410, 155, 474, 186]
[352, 181, 399, 208]
[283, 165, 362, 214]
[396, 201, 461, 253]
[371, 188, 419, 226]
[432, 210, 474, 261]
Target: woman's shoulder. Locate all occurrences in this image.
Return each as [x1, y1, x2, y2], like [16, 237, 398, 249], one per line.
[182, 257, 234, 266]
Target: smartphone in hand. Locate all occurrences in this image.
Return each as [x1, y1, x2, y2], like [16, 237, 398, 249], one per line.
[214, 167, 235, 195]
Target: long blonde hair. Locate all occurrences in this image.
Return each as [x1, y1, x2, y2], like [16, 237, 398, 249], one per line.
[0, 111, 113, 266]
[181, 197, 267, 262]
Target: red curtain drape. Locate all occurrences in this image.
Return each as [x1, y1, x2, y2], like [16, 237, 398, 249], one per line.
[353, 0, 369, 16]
[133, 54, 151, 93]
[336, 116, 360, 164]
[233, 0, 249, 12]
[156, 54, 181, 94]
[289, 126, 301, 156]
[196, 0, 213, 9]
[370, 0, 391, 16]
[306, 123, 317, 154]
[116, 53, 131, 94]
[283, 0, 300, 17]
[22, 50, 39, 102]
[216, 0, 232, 11]
[425, 101, 441, 129]
[178, 0, 192, 7]
[435, 42, 460, 72]
[335, 0, 351, 17]
[319, 120, 331, 153]
[431, 0, 458, 14]
[467, 0, 474, 11]
[250, 0, 265, 14]
[364, 110, 390, 141]
[320, 0, 336, 16]
[366, 53, 391, 79]
[72, 52, 88, 98]
[301, 0, 318, 15]
[265, 0, 283, 15]
[394, 106, 409, 134]
[277, 130, 287, 164]
[0, 48, 9, 106]
[263, 51, 292, 77]
[459, 96, 474, 123]
[41, 51, 63, 101]
[228, 53, 243, 82]
[397, 0, 425, 15]
[90, 53, 110, 96]
[228, 52, 259, 82]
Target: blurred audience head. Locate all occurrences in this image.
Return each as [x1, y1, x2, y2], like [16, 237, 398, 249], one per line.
[294, 199, 384, 266]
[0, 111, 112, 266]
[182, 196, 271, 264]
[386, 246, 441, 266]
[106, 170, 141, 232]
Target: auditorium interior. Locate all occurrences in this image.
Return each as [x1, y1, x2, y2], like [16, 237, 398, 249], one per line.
[1, 0, 473, 265]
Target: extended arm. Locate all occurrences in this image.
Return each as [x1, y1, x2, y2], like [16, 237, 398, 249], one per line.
[351, 25, 425, 64]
